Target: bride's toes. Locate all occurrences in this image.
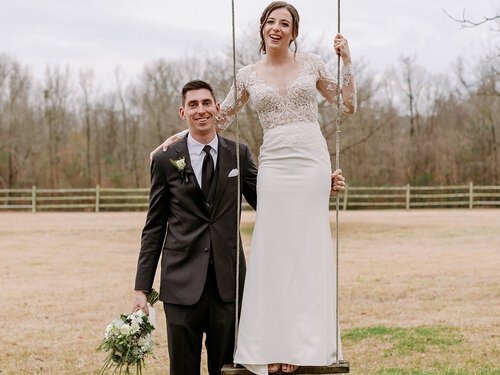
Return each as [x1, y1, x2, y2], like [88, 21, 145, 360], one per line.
[282, 364, 299, 373]
[268, 363, 281, 373]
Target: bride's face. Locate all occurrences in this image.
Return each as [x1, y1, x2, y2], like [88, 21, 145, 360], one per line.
[263, 8, 294, 52]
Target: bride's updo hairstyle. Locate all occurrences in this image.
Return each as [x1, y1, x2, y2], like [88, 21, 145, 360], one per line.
[259, 1, 300, 55]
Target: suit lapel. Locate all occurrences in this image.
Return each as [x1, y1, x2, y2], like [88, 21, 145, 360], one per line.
[211, 137, 235, 216]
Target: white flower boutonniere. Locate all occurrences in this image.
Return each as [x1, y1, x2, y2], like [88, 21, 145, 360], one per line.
[170, 157, 189, 183]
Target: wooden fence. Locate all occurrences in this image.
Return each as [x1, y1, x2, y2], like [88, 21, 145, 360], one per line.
[0, 183, 499, 212]
[337, 183, 500, 210]
[0, 186, 149, 212]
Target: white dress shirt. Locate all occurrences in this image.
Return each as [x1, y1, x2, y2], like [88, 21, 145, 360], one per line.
[187, 134, 218, 188]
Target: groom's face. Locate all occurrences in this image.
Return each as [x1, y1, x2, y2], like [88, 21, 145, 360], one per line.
[179, 89, 220, 137]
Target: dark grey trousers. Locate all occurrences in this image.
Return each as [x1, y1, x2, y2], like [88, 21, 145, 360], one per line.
[164, 265, 235, 375]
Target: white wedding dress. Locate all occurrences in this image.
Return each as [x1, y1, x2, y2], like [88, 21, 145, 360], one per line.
[217, 53, 356, 375]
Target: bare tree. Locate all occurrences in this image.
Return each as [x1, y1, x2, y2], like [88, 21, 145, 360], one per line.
[443, 8, 500, 29]
[0, 58, 33, 188]
[42, 66, 72, 188]
[140, 59, 183, 145]
[78, 68, 99, 186]
[0, 55, 11, 188]
[114, 68, 133, 186]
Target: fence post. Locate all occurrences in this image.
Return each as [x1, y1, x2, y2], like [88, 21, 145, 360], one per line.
[405, 183, 410, 210]
[469, 181, 474, 209]
[31, 185, 37, 213]
[95, 185, 100, 213]
[343, 183, 348, 211]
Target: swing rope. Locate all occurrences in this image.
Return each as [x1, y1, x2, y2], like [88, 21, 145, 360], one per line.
[231, 0, 242, 362]
[335, 0, 342, 364]
[230, 0, 343, 366]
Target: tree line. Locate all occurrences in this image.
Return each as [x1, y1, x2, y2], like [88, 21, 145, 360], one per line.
[0, 38, 498, 189]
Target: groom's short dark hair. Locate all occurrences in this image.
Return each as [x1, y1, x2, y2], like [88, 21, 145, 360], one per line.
[181, 80, 217, 105]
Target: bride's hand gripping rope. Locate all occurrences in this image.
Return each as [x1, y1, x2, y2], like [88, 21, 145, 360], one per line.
[331, 169, 345, 197]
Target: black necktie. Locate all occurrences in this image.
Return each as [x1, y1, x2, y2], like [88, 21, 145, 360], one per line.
[202, 145, 214, 197]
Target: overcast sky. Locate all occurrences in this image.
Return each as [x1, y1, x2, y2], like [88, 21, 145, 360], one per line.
[1, 0, 498, 87]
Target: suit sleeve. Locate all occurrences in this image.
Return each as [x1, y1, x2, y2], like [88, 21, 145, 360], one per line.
[241, 145, 258, 210]
[134, 155, 170, 292]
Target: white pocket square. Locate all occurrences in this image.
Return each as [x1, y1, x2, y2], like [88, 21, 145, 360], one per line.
[228, 169, 239, 177]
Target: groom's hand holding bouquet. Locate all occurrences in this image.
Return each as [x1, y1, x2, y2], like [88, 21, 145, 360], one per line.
[97, 289, 159, 375]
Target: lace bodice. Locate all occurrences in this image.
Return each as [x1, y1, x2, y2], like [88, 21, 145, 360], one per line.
[216, 53, 356, 133]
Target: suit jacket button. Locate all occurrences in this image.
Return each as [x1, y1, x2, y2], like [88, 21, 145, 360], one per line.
[205, 201, 212, 208]
[203, 247, 209, 252]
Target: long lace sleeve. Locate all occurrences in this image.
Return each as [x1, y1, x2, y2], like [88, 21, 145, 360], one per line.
[314, 54, 357, 114]
[216, 66, 251, 132]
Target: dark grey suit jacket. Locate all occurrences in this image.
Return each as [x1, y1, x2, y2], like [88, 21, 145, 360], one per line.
[135, 135, 257, 305]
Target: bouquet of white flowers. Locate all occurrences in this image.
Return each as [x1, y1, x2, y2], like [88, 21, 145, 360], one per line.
[98, 289, 159, 375]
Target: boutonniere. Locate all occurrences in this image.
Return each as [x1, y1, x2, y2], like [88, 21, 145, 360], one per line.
[170, 157, 189, 183]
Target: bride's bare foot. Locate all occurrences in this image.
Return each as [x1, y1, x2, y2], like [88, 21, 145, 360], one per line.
[268, 363, 281, 373]
[281, 364, 299, 373]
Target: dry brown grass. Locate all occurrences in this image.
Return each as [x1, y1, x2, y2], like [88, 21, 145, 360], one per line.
[0, 210, 499, 374]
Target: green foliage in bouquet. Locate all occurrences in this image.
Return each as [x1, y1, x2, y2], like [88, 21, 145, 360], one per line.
[98, 289, 159, 375]
[147, 289, 159, 306]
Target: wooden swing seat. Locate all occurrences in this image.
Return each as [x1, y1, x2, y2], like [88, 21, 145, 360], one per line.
[221, 361, 350, 374]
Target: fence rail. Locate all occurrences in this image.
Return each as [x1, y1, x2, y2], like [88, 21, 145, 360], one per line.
[336, 183, 500, 210]
[0, 183, 499, 212]
[0, 186, 149, 212]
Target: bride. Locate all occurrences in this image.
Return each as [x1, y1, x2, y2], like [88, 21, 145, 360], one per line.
[155, 1, 356, 373]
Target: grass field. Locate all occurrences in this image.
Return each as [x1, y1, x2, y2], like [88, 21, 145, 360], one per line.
[0, 210, 499, 375]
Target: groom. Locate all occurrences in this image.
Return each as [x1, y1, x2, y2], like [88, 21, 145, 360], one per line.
[132, 80, 258, 375]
